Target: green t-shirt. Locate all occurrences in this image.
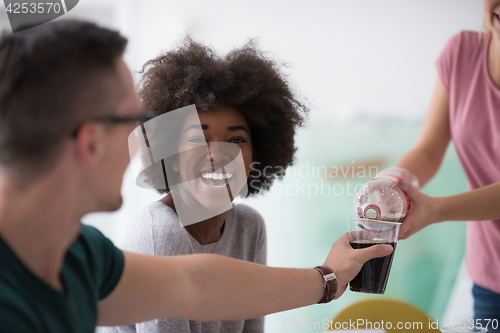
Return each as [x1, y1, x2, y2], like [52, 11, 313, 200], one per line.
[0, 225, 125, 333]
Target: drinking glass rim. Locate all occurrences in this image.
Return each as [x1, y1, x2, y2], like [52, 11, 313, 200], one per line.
[347, 217, 402, 226]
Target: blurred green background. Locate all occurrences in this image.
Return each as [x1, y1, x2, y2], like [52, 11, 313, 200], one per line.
[244, 116, 468, 332]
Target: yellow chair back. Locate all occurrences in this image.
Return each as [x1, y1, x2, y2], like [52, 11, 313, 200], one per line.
[328, 299, 440, 332]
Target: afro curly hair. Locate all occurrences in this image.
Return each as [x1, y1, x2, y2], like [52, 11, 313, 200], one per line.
[139, 38, 308, 196]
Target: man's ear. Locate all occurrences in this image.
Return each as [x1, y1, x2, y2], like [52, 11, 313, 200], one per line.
[74, 123, 105, 167]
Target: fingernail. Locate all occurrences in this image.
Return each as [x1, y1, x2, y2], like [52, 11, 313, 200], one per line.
[398, 180, 405, 186]
[385, 245, 393, 253]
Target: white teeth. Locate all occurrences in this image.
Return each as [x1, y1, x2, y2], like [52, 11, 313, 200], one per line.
[201, 171, 233, 180]
[210, 183, 226, 188]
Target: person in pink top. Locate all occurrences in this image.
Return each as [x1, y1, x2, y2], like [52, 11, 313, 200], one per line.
[391, 1, 500, 331]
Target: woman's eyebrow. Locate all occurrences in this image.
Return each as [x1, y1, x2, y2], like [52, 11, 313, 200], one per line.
[185, 124, 208, 132]
[227, 126, 249, 134]
[185, 124, 249, 133]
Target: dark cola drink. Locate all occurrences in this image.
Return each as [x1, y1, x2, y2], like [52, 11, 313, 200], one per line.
[349, 241, 397, 294]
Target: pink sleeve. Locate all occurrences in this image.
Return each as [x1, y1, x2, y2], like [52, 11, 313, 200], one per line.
[436, 32, 462, 92]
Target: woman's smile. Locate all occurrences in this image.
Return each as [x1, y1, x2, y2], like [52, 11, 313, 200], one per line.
[200, 170, 234, 189]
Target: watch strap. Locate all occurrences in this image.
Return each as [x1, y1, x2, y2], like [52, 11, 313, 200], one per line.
[313, 265, 337, 303]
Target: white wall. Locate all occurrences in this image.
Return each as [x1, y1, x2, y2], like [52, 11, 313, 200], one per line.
[119, 0, 484, 120]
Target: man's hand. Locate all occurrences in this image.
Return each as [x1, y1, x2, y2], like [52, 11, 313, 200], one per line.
[396, 181, 441, 239]
[324, 233, 394, 299]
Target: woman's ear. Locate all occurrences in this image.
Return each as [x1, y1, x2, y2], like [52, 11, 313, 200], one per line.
[171, 159, 179, 172]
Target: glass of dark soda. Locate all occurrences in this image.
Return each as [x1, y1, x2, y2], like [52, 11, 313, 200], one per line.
[347, 217, 401, 294]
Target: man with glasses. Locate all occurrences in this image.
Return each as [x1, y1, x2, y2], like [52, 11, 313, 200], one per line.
[0, 20, 392, 332]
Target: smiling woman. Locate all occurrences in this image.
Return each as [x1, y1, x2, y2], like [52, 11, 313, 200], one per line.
[104, 39, 308, 333]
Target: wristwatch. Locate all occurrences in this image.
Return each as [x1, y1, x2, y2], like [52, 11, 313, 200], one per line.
[313, 265, 337, 303]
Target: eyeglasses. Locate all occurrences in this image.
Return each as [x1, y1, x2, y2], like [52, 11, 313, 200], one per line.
[71, 111, 156, 138]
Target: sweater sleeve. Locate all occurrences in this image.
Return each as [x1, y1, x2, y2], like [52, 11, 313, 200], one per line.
[240, 204, 267, 333]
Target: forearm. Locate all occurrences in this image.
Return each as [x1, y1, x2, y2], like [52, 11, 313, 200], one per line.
[395, 147, 444, 188]
[183, 254, 323, 321]
[99, 252, 323, 326]
[435, 181, 500, 222]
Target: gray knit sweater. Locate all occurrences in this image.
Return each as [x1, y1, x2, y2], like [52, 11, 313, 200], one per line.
[103, 202, 266, 333]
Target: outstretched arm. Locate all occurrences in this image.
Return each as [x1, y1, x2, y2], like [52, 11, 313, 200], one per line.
[393, 76, 500, 239]
[97, 233, 392, 326]
[397, 181, 500, 239]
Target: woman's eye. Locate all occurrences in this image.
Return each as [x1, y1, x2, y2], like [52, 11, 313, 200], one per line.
[230, 138, 246, 144]
[189, 137, 206, 143]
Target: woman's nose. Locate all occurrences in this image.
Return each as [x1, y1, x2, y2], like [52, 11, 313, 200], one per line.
[206, 142, 230, 164]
